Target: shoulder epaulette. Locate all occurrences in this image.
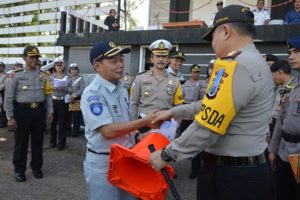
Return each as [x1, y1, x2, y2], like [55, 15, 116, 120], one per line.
[137, 70, 148, 75]
[13, 68, 23, 73]
[221, 51, 241, 60]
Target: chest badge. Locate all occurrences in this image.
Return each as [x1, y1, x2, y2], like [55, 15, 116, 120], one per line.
[22, 86, 28, 91]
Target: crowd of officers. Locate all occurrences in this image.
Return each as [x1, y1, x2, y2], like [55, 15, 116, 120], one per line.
[1, 5, 300, 200]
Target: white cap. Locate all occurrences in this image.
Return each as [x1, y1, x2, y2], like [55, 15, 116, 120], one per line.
[69, 63, 78, 68]
[149, 39, 172, 55]
[54, 58, 64, 63]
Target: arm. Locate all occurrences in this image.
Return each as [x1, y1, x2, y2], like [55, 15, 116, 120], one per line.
[4, 77, 17, 118]
[97, 111, 156, 139]
[0, 75, 7, 91]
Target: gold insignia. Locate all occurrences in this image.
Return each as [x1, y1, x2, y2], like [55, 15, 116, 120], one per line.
[22, 86, 28, 90]
[109, 41, 116, 48]
[241, 7, 250, 13]
[30, 103, 38, 109]
[32, 48, 38, 53]
[144, 91, 149, 97]
[168, 79, 173, 85]
[124, 75, 128, 81]
[158, 41, 165, 50]
[179, 52, 182, 56]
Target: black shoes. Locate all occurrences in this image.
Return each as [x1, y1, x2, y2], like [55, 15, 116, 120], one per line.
[32, 170, 43, 179]
[15, 172, 26, 182]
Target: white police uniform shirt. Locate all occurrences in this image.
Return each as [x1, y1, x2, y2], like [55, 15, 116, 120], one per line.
[166, 67, 184, 82]
[81, 74, 134, 153]
[252, 8, 270, 25]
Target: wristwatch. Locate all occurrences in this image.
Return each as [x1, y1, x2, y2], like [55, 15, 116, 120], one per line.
[161, 148, 174, 162]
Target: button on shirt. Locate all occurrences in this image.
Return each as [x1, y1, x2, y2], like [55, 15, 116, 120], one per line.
[252, 9, 270, 25]
[81, 74, 134, 153]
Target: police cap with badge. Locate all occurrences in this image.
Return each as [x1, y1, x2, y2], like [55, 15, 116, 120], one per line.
[288, 36, 300, 50]
[170, 51, 186, 61]
[190, 64, 201, 72]
[202, 5, 254, 41]
[89, 41, 131, 64]
[23, 46, 41, 57]
[149, 39, 172, 56]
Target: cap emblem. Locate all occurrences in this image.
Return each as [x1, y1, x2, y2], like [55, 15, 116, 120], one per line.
[158, 41, 165, 50]
[109, 41, 116, 48]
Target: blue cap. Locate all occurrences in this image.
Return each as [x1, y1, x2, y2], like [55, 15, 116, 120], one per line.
[288, 36, 300, 50]
[89, 41, 131, 64]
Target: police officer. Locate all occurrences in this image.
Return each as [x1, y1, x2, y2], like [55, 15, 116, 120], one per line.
[4, 46, 53, 182]
[166, 50, 186, 83]
[149, 5, 273, 199]
[0, 62, 7, 127]
[194, 59, 215, 101]
[66, 63, 85, 137]
[130, 39, 183, 127]
[252, 0, 270, 25]
[49, 58, 70, 150]
[81, 41, 156, 200]
[122, 72, 134, 95]
[268, 36, 300, 200]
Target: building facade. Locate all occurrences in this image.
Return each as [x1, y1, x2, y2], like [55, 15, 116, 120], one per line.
[0, 0, 117, 66]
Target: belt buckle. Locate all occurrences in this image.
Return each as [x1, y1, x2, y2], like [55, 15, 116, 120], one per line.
[30, 102, 38, 109]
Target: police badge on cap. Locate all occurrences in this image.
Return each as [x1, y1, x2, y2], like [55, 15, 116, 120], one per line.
[149, 39, 172, 56]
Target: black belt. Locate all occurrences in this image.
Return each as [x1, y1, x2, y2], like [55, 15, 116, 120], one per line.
[87, 148, 109, 155]
[16, 101, 45, 109]
[282, 131, 300, 143]
[202, 152, 266, 167]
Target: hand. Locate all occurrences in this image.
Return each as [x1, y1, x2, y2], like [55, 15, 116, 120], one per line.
[142, 109, 159, 125]
[269, 152, 277, 172]
[8, 118, 17, 129]
[48, 113, 53, 123]
[151, 110, 173, 127]
[148, 150, 167, 171]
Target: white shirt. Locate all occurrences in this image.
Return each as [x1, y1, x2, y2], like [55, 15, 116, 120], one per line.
[252, 8, 270, 25]
[209, 12, 217, 27]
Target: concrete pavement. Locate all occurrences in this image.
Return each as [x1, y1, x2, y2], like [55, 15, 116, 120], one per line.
[0, 128, 196, 200]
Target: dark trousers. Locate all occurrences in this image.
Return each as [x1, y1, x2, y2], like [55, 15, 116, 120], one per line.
[276, 157, 300, 200]
[0, 90, 7, 127]
[67, 111, 82, 136]
[50, 99, 68, 148]
[197, 162, 274, 200]
[13, 103, 46, 173]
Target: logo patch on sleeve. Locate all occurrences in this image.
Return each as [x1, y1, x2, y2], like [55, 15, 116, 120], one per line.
[90, 102, 103, 116]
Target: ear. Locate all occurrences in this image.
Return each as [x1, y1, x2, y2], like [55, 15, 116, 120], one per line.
[222, 24, 232, 40]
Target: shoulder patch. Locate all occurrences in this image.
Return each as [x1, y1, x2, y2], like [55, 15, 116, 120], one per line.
[89, 102, 103, 116]
[87, 95, 100, 103]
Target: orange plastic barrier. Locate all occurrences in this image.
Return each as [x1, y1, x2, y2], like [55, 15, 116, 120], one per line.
[108, 132, 174, 200]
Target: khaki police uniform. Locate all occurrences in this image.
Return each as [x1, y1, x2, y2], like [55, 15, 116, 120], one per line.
[268, 36, 300, 200]
[122, 72, 134, 94]
[4, 57, 53, 176]
[166, 43, 274, 199]
[130, 39, 183, 122]
[130, 69, 183, 120]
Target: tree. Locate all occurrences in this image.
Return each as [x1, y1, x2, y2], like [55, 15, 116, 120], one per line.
[124, 0, 145, 30]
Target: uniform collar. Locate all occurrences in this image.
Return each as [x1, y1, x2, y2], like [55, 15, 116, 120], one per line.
[166, 66, 181, 77]
[96, 74, 123, 93]
[150, 69, 168, 77]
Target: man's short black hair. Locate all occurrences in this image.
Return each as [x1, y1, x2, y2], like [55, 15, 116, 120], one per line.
[228, 22, 256, 38]
[270, 60, 291, 74]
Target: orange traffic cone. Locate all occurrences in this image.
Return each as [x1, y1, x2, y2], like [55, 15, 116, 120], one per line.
[288, 154, 300, 183]
[108, 132, 174, 200]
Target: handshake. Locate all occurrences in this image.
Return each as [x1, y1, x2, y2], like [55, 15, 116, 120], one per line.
[140, 109, 174, 130]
